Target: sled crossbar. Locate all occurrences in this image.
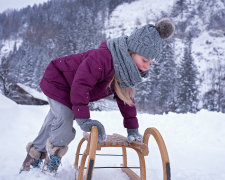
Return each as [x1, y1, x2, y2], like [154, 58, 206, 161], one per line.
[79, 153, 123, 156]
[83, 166, 140, 169]
[74, 127, 170, 180]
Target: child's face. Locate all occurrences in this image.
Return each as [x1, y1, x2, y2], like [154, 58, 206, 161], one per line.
[131, 53, 154, 73]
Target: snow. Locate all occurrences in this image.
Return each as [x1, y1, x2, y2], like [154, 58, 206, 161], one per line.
[0, 39, 23, 64]
[0, 93, 16, 108]
[192, 30, 225, 98]
[17, 83, 48, 101]
[0, 93, 225, 180]
[0, 0, 225, 179]
[104, 0, 175, 38]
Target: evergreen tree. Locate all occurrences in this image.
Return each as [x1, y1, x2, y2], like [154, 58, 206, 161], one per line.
[135, 60, 157, 113]
[176, 35, 199, 113]
[155, 39, 177, 114]
[0, 57, 9, 95]
[203, 47, 225, 112]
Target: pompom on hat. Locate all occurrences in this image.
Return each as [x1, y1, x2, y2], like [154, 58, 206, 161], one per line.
[127, 17, 175, 62]
[155, 17, 175, 40]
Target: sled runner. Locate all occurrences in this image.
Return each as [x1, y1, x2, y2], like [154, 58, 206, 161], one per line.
[74, 127, 170, 180]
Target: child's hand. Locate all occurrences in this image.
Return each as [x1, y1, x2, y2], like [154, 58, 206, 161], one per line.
[76, 118, 106, 142]
[127, 128, 143, 143]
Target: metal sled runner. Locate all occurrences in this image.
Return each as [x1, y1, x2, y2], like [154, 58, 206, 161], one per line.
[74, 127, 170, 180]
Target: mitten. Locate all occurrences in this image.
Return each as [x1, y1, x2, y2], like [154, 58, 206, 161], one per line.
[127, 128, 143, 143]
[76, 118, 106, 142]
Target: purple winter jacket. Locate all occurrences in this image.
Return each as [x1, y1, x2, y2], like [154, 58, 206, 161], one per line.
[40, 42, 139, 129]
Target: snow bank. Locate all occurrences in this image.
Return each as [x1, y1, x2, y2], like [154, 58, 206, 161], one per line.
[0, 93, 16, 108]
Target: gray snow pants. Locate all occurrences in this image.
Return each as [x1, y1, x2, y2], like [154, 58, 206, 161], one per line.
[33, 98, 76, 152]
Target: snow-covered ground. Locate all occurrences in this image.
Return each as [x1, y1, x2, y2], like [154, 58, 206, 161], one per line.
[0, 93, 225, 180]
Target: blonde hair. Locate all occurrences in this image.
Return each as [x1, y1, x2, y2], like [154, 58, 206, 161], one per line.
[108, 75, 135, 106]
[107, 50, 136, 106]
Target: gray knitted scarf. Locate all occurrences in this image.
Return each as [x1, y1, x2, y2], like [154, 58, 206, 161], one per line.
[107, 36, 148, 89]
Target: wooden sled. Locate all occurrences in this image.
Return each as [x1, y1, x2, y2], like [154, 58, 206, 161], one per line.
[74, 126, 170, 180]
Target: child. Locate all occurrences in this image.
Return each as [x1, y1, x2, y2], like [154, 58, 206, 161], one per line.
[20, 18, 175, 173]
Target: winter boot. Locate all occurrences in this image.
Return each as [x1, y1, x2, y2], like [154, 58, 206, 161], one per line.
[20, 142, 47, 172]
[42, 139, 68, 173]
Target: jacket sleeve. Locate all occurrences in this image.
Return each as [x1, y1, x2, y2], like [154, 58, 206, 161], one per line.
[70, 52, 103, 119]
[115, 94, 139, 129]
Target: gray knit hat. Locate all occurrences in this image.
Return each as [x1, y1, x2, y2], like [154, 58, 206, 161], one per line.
[127, 25, 163, 61]
[127, 18, 175, 62]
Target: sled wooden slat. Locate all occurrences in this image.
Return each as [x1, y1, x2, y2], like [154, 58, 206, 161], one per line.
[74, 126, 170, 180]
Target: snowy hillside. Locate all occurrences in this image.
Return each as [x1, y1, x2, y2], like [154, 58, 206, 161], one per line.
[0, 93, 225, 180]
[105, 0, 174, 38]
[192, 30, 225, 98]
